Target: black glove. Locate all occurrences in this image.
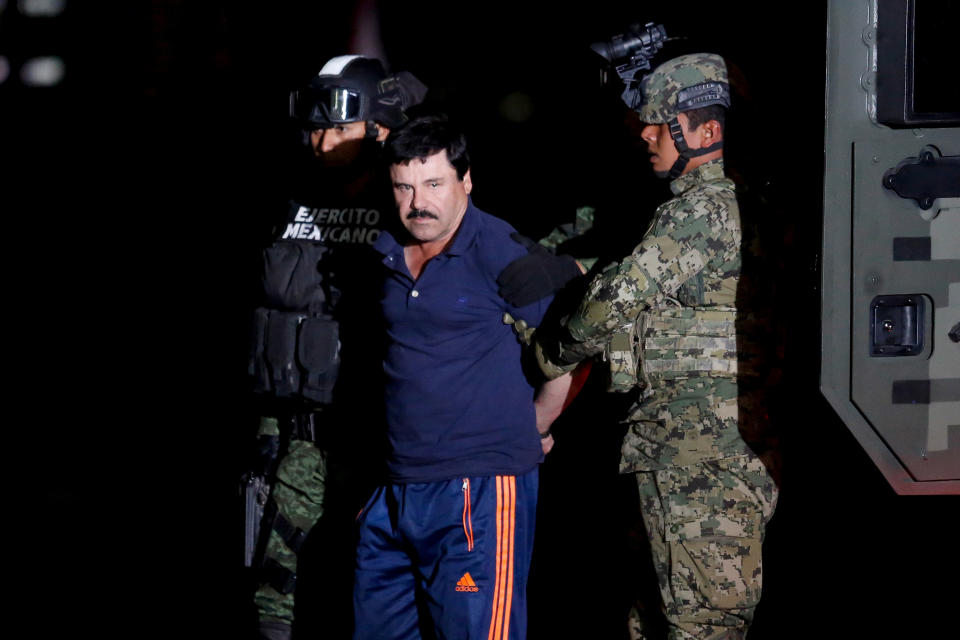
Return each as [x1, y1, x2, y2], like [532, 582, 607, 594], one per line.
[497, 233, 582, 307]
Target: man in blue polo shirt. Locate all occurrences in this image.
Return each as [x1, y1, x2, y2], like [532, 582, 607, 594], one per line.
[353, 115, 572, 640]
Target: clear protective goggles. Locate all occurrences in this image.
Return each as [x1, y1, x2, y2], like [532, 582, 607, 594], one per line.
[289, 86, 365, 126]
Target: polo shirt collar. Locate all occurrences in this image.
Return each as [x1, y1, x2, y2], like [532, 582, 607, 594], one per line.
[444, 197, 480, 257]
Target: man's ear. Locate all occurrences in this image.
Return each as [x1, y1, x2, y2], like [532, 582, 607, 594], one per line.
[462, 169, 473, 195]
[698, 120, 723, 148]
[373, 124, 391, 142]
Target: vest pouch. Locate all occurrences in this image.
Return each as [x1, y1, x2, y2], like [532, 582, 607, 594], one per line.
[605, 319, 643, 393]
[262, 240, 329, 311]
[297, 316, 340, 404]
[642, 307, 738, 379]
[249, 307, 271, 393]
[265, 310, 304, 397]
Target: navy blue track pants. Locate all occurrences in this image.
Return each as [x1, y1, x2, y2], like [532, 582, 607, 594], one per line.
[353, 470, 538, 640]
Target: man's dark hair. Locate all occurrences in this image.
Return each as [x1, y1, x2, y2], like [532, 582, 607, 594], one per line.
[384, 114, 470, 180]
[684, 104, 726, 131]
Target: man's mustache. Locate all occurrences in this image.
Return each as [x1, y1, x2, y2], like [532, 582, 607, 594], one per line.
[407, 209, 439, 220]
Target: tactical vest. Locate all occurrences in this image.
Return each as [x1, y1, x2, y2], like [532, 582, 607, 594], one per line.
[249, 232, 341, 403]
[249, 192, 389, 405]
[604, 178, 740, 393]
[605, 303, 738, 394]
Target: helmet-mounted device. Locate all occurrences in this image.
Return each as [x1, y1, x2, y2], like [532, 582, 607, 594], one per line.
[592, 26, 731, 179]
[590, 22, 668, 110]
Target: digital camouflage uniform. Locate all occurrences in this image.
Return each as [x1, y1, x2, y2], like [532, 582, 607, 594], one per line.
[537, 206, 598, 273]
[252, 417, 328, 627]
[535, 54, 778, 640]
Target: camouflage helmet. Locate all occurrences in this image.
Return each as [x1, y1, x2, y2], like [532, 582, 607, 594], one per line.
[636, 53, 730, 124]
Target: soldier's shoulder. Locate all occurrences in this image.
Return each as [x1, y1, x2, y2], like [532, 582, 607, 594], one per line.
[658, 184, 724, 218]
[675, 179, 737, 214]
[692, 175, 737, 199]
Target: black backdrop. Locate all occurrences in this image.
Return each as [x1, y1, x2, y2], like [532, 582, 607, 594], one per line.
[10, 2, 955, 638]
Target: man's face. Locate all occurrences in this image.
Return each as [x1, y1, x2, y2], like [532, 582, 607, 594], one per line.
[390, 150, 472, 247]
[640, 119, 681, 179]
[309, 121, 368, 166]
[640, 112, 715, 179]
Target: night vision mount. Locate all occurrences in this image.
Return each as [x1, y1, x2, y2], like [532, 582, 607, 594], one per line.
[590, 22, 668, 108]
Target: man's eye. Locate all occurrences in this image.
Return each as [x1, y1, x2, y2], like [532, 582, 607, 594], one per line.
[430, 182, 439, 188]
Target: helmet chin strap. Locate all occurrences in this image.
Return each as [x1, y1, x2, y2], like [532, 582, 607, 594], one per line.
[666, 117, 723, 179]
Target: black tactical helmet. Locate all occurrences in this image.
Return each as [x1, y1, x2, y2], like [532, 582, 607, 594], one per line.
[289, 55, 427, 131]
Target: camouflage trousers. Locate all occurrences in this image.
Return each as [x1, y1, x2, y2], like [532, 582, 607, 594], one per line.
[255, 438, 328, 625]
[628, 453, 778, 640]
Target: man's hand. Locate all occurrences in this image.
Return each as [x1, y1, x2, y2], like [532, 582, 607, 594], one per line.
[540, 433, 555, 455]
[498, 233, 584, 307]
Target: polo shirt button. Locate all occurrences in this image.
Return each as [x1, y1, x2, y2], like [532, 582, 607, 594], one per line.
[410, 290, 420, 298]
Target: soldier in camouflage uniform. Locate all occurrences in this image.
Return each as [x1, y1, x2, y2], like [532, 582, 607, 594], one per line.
[532, 54, 778, 640]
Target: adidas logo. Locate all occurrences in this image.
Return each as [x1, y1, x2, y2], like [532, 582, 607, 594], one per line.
[455, 572, 479, 592]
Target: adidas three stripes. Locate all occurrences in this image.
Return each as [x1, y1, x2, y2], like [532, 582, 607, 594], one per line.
[353, 470, 538, 639]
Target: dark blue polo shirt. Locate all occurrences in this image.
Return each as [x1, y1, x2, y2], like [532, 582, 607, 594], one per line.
[374, 200, 551, 483]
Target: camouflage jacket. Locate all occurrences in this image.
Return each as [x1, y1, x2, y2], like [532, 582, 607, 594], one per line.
[539, 159, 754, 470]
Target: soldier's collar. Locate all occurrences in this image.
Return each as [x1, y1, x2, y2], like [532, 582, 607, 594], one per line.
[669, 158, 725, 195]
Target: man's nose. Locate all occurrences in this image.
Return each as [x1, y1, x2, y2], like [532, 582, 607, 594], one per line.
[640, 124, 658, 143]
[410, 189, 427, 211]
[319, 130, 339, 153]
[310, 129, 326, 154]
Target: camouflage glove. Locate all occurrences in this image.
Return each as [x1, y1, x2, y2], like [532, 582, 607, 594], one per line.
[503, 312, 577, 380]
[502, 312, 536, 346]
[497, 233, 583, 307]
[533, 336, 579, 381]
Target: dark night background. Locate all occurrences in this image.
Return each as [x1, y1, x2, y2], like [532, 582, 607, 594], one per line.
[7, 1, 954, 638]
